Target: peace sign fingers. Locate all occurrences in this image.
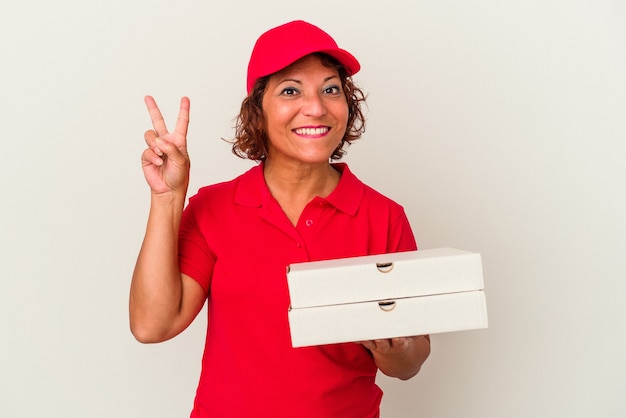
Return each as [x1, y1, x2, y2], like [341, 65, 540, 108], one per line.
[144, 96, 190, 151]
[140, 96, 192, 195]
[144, 95, 169, 137]
[173, 96, 190, 139]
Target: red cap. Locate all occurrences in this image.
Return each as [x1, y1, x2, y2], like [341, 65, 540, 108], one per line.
[246, 20, 361, 94]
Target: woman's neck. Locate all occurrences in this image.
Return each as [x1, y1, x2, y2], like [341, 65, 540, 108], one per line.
[263, 160, 341, 225]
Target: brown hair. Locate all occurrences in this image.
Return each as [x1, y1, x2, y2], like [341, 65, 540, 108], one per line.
[232, 53, 367, 161]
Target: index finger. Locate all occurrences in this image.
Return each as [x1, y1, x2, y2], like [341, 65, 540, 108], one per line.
[144, 95, 169, 137]
[173, 96, 190, 138]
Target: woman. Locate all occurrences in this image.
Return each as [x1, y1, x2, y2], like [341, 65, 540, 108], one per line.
[130, 20, 430, 418]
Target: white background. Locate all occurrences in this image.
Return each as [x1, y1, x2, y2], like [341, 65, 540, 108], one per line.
[1, 0, 625, 417]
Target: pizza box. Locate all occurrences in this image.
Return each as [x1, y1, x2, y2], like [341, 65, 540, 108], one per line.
[287, 248, 488, 347]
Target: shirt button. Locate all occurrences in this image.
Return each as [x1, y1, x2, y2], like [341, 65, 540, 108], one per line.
[305, 219, 314, 227]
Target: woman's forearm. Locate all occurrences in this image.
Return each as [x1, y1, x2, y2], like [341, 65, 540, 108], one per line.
[129, 193, 186, 342]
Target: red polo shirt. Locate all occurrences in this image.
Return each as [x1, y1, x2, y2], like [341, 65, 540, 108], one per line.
[179, 163, 417, 418]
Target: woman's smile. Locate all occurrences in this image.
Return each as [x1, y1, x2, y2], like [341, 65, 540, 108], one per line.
[293, 126, 331, 137]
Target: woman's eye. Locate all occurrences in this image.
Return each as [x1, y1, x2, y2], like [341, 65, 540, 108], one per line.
[324, 85, 341, 94]
[281, 87, 298, 96]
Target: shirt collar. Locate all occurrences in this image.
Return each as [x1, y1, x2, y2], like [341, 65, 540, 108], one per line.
[233, 163, 267, 208]
[233, 162, 364, 216]
[324, 163, 364, 216]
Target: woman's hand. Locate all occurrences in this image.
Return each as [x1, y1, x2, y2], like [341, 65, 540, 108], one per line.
[141, 96, 191, 195]
[360, 336, 417, 354]
[360, 335, 431, 380]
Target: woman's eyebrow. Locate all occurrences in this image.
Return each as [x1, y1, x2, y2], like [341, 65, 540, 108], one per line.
[277, 77, 302, 85]
[277, 74, 339, 85]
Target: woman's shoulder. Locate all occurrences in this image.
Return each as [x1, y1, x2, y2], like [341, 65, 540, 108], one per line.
[361, 182, 404, 206]
[188, 164, 263, 206]
[360, 182, 408, 219]
[332, 163, 407, 215]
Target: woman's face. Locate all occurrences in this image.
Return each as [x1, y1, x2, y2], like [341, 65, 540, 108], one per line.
[262, 54, 348, 166]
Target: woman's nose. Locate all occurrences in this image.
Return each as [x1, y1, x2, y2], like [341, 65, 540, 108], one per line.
[301, 94, 327, 117]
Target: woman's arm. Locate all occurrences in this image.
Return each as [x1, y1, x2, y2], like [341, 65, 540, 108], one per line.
[129, 96, 206, 343]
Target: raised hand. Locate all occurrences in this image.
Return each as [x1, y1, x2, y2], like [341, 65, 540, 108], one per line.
[141, 96, 191, 195]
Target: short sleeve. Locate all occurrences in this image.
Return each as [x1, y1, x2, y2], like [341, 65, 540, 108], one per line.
[178, 196, 215, 295]
[387, 208, 418, 253]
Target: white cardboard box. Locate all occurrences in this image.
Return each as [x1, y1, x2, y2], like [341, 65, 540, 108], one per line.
[287, 248, 488, 348]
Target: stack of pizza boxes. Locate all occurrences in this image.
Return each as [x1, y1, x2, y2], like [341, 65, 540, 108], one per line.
[287, 248, 488, 348]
